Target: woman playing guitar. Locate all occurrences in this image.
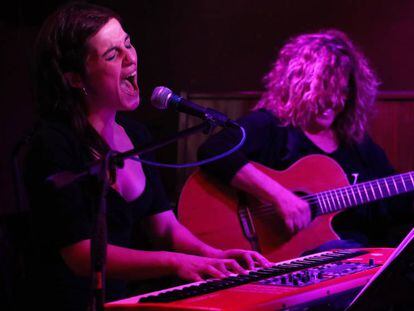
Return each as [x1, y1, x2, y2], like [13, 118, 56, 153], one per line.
[196, 29, 413, 256]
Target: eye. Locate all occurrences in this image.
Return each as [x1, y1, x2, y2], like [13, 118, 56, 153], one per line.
[106, 50, 118, 61]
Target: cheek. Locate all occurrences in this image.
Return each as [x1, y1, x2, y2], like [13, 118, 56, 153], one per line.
[130, 46, 138, 63]
[87, 65, 120, 92]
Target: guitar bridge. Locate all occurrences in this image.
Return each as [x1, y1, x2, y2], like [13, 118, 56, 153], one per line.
[237, 193, 262, 253]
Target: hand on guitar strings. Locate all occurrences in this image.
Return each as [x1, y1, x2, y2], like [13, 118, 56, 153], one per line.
[271, 188, 311, 234]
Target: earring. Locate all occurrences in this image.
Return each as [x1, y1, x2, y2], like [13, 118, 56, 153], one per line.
[81, 87, 88, 96]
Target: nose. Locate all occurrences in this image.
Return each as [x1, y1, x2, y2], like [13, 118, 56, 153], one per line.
[122, 47, 137, 67]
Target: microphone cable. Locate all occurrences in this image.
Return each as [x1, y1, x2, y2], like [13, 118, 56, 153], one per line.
[129, 124, 246, 169]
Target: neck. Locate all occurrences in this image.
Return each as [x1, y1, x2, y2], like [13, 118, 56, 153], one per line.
[88, 107, 117, 139]
[303, 128, 339, 153]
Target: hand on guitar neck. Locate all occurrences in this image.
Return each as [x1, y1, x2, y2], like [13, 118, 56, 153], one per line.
[231, 162, 311, 234]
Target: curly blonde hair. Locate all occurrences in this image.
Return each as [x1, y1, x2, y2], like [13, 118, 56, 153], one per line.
[255, 29, 379, 143]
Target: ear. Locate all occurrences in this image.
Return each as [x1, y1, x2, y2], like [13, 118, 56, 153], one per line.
[63, 72, 84, 89]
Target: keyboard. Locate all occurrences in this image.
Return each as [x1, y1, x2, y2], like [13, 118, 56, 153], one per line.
[105, 248, 393, 310]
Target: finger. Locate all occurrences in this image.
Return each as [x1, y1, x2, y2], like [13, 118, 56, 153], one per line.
[214, 261, 232, 276]
[251, 252, 272, 268]
[291, 219, 300, 234]
[295, 219, 303, 233]
[225, 259, 247, 275]
[296, 212, 306, 232]
[302, 218, 308, 230]
[306, 205, 312, 223]
[303, 207, 311, 227]
[285, 219, 295, 235]
[303, 203, 312, 223]
[204, 265, 226, 279]
[297, 215, 306, 231]
[188, 273, 204, 282]
[242, 253, 255, 270]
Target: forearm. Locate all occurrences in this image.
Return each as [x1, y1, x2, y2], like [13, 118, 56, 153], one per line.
[145, 211, 223, 258]
[231, 163, 312, 233]
[106, 244, 178, 280]
[167, 222, 222, 258]
[231, 162, 286, 204]
[61, 240, 179, 281]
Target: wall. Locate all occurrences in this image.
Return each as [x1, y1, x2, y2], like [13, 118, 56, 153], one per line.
[1, 0, 414, 214]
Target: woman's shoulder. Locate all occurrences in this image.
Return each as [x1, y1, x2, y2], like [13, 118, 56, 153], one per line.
[355, 134, 395, 176]
[240, 108, 282, 125]
[31, 118, 79, 150]
[235, 108, 284, 136]
[24, 119, 87, 178]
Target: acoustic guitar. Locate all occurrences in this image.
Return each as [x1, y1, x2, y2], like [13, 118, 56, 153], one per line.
[178, 154, 414, 262]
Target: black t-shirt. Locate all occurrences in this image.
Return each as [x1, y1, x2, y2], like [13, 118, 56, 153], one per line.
[198, 109, 413, 247]
[23, 115, 171, 311]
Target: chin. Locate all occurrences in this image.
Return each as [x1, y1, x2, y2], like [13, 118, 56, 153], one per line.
[120, 97, 140, 111]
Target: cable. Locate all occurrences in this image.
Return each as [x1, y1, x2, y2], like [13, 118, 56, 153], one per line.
[129, 125, 246, 168]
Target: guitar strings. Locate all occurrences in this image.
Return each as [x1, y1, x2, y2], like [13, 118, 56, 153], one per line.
[299, 173, 413, 204]
[242, 173, 414, 218]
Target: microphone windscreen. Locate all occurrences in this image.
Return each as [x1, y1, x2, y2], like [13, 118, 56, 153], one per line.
[151, 86, 172, 110]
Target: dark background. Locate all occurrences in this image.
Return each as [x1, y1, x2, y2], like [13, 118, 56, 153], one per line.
[1, 1, 414, 308]
[1, 0, 414, 215]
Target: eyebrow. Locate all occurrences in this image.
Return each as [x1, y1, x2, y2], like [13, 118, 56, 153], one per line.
[101, 34, 131, 57]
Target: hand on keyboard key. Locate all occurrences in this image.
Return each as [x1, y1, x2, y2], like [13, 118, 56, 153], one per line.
[209, 248, 272, 270]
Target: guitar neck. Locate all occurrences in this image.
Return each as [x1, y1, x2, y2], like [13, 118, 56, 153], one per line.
[311, 172, 414, 216]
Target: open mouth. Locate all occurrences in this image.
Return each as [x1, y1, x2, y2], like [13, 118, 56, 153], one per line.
[120, 72, 139, 95]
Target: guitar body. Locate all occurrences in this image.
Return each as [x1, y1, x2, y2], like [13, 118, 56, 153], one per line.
[178, 155, 350, 262]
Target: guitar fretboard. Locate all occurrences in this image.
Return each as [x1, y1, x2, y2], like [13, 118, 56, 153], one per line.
[308, 172, 414, 216]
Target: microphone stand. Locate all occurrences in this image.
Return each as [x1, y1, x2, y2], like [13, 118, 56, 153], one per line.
[47, 120, 215, 311]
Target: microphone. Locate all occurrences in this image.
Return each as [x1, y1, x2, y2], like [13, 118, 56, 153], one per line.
[151, 86, 237, 127]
